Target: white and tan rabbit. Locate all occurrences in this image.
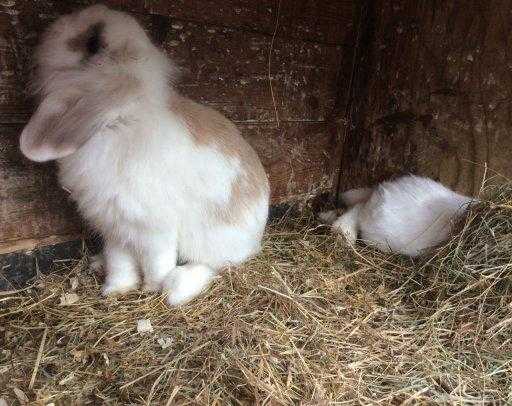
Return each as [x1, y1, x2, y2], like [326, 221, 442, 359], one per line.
[19, 5, 270, 305]
[320, 175, 475, 257]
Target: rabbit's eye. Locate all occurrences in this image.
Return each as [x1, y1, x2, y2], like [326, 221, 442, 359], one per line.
[86, 31, 101, 55]
[68, 22, 105, 58]
[86, 24, 104, 55]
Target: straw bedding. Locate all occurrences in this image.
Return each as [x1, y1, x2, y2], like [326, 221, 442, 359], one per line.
[1, 184, 512, 405]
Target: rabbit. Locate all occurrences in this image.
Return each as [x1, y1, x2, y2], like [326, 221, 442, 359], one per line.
[19, 5, 270, 305]
[319, 175, 475, 257]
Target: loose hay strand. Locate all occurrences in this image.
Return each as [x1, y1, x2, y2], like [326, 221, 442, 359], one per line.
[28, 326, 48, 391]
[1, 183, 512, 404]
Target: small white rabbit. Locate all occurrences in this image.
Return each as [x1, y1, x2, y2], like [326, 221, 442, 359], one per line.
[19, 5, 270, 305]
[320, 175, 475, 257]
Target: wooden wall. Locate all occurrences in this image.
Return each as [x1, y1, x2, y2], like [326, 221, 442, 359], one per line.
[5, 0, 510, 258]
[337, 0, 512, 197]
[0, 1, 356, 254]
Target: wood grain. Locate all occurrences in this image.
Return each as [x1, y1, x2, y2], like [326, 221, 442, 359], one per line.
[152, 17, 344, 123]
[0, 125, 81, 245]
[91, 0, 355, 45]
[337, 0, 512, 197]
[0, 5, 345, 124]
[241, 122, 336, 204]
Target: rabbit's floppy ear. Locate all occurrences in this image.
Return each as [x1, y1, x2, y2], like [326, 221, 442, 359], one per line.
[20, 75, 139, 162]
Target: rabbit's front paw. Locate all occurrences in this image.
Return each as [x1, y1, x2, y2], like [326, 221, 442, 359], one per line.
[102, 266, 140, 296]
[102, 277, 139, 296]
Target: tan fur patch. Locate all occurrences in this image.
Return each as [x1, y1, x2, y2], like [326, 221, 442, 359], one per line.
[170, 96, 269, 224]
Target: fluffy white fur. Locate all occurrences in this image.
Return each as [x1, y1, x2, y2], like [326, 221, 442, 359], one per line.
[162, 264, 217, 306]
[20, 5, 270, 305]
[322, 175, 475, 257]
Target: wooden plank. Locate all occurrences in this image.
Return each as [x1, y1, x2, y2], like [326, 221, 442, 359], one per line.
[0, 234, 80, 256]
[2, 0, 354, 45]
[276, 1, 356, 45]
[0, 125, 81, 245]
[337, 0, 512, 196]
[0, 6, 345, 124]
[153, 17, 344, 123]
[0, 14, 28, 125]
[145, 0, 355, 45]
[76, 0, 355, 45]
[0, 239, 88, 290]
[241, 122, 336, 204]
